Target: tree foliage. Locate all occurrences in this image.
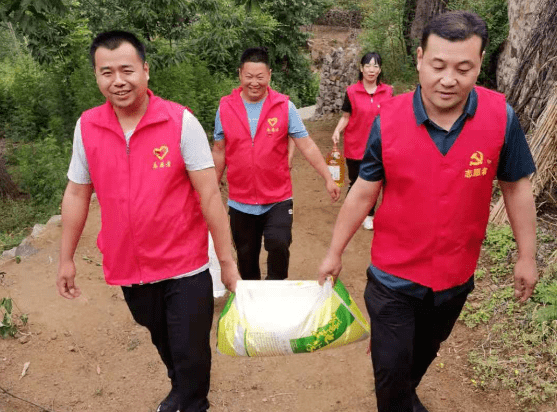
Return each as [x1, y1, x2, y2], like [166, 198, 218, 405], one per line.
[362, 0, 508, 86]
[186, 3, 277, 74]
[259, 0, 332, 105]
[187, 0, 332, 105]
[361, 0, 417, 85]
[0, 0, 332, 209]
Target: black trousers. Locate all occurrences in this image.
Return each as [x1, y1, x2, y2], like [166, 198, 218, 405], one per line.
[229, 199, 293, 280]
[346, 158, 376, 216]
[122, 270, 214, 412]
[364, 270, 469, 412]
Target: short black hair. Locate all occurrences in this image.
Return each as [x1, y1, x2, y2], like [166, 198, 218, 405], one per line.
[90, 31, 146, 68]
[240, 47, 270, 68]
[359, 51, 383, 84]
[421, 10, 488, 55]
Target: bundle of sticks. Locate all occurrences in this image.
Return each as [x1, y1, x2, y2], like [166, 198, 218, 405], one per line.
[490, 85, 557, 225]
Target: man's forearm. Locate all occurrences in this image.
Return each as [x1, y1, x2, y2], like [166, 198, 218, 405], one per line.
[211, 142, 226, 183]
[202, 191, 235, 265]
[190, 168, 234, 264]
[59, 183, 93, 263]
[295, 137, 335, 183]
[329, 179, 381, 256]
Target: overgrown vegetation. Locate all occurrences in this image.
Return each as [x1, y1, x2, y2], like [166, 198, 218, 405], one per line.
[0, 297, 28, 338]
[0, 136, 71, 251]
[335, 0, 363, 11]
[360, 0, 508, 87]
[460, 225, 557, 409]
[360, 0, 417, 86]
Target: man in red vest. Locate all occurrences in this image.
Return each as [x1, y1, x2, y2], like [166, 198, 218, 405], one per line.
[56, 31, 240, 412]
[318, 11, 538, 412]
[213, 47, 340, 281]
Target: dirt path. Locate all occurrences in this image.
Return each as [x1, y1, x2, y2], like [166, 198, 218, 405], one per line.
[0, 118, 536, 412]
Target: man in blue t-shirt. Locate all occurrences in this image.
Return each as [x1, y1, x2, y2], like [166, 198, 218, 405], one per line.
[213, 47, 340, 281]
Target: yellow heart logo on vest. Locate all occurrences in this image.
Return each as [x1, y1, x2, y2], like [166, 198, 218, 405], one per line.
[267, 118, 278, 127]
[154, 145, 169, 160]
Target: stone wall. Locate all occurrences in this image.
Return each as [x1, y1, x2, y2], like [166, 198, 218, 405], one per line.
[311, 46, 361, 120]
[314, 8, 364, 28]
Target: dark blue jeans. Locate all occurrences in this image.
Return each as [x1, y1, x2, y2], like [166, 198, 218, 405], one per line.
[122, 270, 214, 412]
[364, 269, 469, 412]
[229, 199, 293, 280]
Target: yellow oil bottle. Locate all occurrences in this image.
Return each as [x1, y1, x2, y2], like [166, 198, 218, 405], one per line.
[326, 143, 345, 187]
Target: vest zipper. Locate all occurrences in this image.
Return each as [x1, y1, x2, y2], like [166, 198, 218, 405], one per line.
[251, 135, 260, 204]
[126, 139, 142, 285]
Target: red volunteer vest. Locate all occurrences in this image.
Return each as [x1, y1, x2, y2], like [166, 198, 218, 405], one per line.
[81, 91, 208, 285]
[344, 82, 393, 160]
[372, 86, 506, 291]
[220, 87, 292, 204]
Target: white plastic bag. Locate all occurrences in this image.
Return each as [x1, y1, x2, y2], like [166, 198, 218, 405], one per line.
[217, 279, 370, 356]
[208, 233, 226, 298]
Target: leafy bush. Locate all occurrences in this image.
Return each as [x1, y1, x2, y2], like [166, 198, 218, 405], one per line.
[185, 0, 331, 107]
[149, 59, 237, 135]
[0, 297, 28, 339]
[0, 54, 50, 142]
[68, 57, 105, 120]
[11, 136, 71, 208]
[0, 199, 38, 249]
[360, 0, 508, 87]
[0, 52, 79, 143]
[276, 70, 320, 109]
[360, 0, 417, 85]
[335, 0, 363, 11]
[186, 5, 277, 75]
[260, 0, 333, 106]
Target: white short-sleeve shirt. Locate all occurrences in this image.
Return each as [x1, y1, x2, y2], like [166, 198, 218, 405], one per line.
[68, 110, 214, 183]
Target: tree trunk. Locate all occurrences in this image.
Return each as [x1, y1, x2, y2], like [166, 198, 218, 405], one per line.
[403, 0, 418, 58]
[409, 0, 450, 44]
[497, 0, 557, 133]
[0, 154, 21, 199]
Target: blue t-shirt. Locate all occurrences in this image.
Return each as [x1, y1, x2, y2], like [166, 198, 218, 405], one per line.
[360, 86, 536, 303]
[214, 97, 308, 215]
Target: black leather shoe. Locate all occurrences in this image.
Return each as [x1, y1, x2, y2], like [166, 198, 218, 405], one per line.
[412, 392, 429, 412]
[157, 388, 181, 412]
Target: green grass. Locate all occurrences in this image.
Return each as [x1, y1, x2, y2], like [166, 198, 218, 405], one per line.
[0, 197, 57, 251]
[460, 225, 557, 409]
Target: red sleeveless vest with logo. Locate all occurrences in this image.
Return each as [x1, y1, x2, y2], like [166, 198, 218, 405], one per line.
[344, 82, 393, 160]
[220, 87, 292, 204]
[371, 86, 506, 291]
[80, 90, 208, 285]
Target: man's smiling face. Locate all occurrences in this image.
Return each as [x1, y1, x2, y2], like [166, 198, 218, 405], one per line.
[94, 41, 150, 114]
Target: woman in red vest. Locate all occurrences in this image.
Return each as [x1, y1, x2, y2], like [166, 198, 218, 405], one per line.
[332, 52, 393, 230]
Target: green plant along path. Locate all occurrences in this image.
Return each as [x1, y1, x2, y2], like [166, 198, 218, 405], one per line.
[0, 297, 28, 339]
[460, 226, 557, 409]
